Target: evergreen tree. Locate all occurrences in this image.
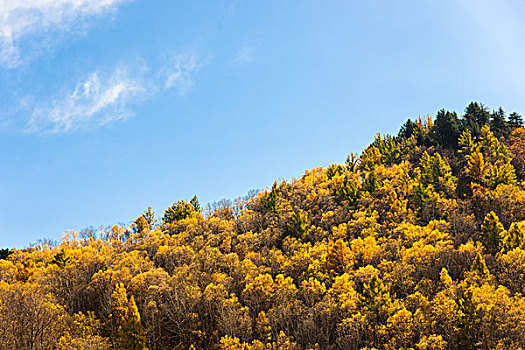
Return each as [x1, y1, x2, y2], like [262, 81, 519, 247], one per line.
[287, 208, 310, 240]
[142, 207, 155, 227]
[345, 153, 359, 173]
[480, 211, 506, 255]
[490, 107, 510, 138]
[409, 183, 431, 218]
[419, 151, 455, 193]
[133, 216, 149, 235]
[118, 295, 146, 350]
[398, 119, 416, 139]
[463, 103, 481, 136]
[508, 112, 524, 129]
[465, 152, 488, 185]
[431, 109, 462, 149]
[409, 118, 430, 146]
[5, 101, 525, 350]
[463, 102, 490, 136]
[368, 133, 414, 165]
[263, 183, 281, 214]
[163, 200, 196, 224]
[487, 162, 517, 189]
[338, 175, 361, 205]
[190, 196, 201, 212]
[0, 248, 12, 260]
[458, 129, 476, 155]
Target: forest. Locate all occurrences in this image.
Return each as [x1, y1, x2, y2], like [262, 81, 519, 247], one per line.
[2, 101, 525, 350]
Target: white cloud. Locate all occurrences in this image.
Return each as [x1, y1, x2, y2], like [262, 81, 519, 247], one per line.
[0, 0, 132, 67]
[235, 45, 253, 63]
[162, 54, 205, 94]
[27, 70, 141, 133]
[26, 54, 206, 134]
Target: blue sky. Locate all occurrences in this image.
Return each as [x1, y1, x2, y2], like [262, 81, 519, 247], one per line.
[1, 0, 525, 247]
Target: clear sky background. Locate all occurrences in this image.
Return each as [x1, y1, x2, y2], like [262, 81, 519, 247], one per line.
[1, 0, 525, 247]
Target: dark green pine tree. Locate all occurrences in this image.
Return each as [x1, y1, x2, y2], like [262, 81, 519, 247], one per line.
[431, 109, 462, 149]
[508, 112, 524, 129]
[398, 118, 428, 146]
[190, 195, 201, 212]
[463, 102, 490, 136]
[398, 118, 416, 139]
[490, 107, 510, 138]
[0, 248, 12, 260]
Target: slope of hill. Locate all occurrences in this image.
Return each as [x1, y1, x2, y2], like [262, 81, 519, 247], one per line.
[2, 102, 525, 350]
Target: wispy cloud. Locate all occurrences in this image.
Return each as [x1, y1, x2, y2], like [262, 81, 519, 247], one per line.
[162, 54, 204, 94]
[235, 45, 253, 63]
[0, 0, 132, 68]
[27, 70, 141, 133]
[26, 54, 206, 134]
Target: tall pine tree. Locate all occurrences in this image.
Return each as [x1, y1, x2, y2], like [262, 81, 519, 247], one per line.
[118, 295, 146, 350]
[480, 211, 506, 255]
[490, 107, 510, 138]
[463, 102, 490, 136]
[431, 109, 462, 149]
[509, 112, 524, 129]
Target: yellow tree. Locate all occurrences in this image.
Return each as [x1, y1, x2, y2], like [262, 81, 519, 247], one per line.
[110, 283, 129, 347]
[480, 211, 506, 255]
[357, 275, 395, 346]
[0, 282, 67, 350]
[503, 221, 525, 252]
[119, 295, 146, 350]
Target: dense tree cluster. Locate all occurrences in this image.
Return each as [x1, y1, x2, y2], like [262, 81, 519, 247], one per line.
[2, 102, 525, 349]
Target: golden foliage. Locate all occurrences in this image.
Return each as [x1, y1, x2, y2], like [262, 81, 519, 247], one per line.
[3, 122, 525, 349]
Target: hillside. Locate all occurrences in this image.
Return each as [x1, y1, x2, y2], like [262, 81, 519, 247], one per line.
[2, 102, 525, 350]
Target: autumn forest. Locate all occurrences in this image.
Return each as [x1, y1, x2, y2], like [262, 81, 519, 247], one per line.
[3, 102, 525, 350]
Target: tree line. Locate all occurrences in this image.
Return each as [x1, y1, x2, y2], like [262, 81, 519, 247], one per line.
[1, 102, 525, 349]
